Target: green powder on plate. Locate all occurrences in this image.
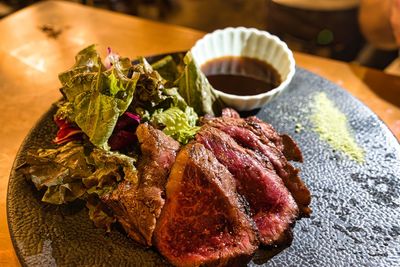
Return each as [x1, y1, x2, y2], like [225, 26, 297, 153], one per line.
[311, 92, 365, 163]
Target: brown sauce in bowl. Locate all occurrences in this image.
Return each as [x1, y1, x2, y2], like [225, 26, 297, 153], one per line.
[201, 56, 282, 96]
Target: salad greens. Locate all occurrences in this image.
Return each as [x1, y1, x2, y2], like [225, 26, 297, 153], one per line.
[24, 45, 223, 227]
[151, 55, 180, 84]
[25, 141, 138, 205]
[56, 46, 221, 150]
[175, 52, 223, 116]
[26, 141, 92, 204]
[83, 149, 138, 195]
[151, 107, 200, 144]
[58, 45, 139, 150]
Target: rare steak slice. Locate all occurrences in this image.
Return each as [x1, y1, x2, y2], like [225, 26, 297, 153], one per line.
[101, 123, 180, 246]
[245, 116, 302, 161]
[154, 143, 259, 267]
[196, 126, 299, 246]
[244, 117, 311, 216]
[221, 107, 240, 119]
[204, 114, 311, 217]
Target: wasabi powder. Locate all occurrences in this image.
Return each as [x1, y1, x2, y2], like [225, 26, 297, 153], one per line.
[311, 92, 365, 162]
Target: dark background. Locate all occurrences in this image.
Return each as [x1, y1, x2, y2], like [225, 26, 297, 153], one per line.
[1, 0, 398, 70]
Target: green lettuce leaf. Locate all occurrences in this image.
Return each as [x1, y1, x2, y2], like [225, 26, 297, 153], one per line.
[175, 52, 223, 116]
[58, 45, 139, 149]
[128, 58, 203, 144]
[41, 181, 87, 205]
[55, 101, 75, 121]
[24, 141, 138, 205]
[58, 44, 105, 87]
[73, 90, 119, 150]
[83, 149, 138, 194]
[150, 106, 200, 144]
[129, 57, 168, 117]
[162, 87, 190, 110]
[151, 55, 179, 84]
[24, 142, 92, 204]
[107, 56, 139, 113]
[108, 69, 140, 114]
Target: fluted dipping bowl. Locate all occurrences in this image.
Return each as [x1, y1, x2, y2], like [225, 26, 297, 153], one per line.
[191, 27, 296, 111]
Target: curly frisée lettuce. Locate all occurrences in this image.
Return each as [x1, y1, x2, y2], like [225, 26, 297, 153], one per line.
[151, 107, 200, 144]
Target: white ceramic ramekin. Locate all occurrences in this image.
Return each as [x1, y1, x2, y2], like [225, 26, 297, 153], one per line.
[191, 27, 295, 111]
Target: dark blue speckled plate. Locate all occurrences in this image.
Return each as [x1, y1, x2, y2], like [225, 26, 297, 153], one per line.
[7, 54, 400, 266]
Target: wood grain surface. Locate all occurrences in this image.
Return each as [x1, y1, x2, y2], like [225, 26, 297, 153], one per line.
[0, 1, 399, 266]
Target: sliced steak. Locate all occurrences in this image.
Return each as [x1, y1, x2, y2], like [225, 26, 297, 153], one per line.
[196, 126, 299, 246]
[245, 116, 284, 152]
[205, 117, 286, 172]
[244, 117, 311, 217]
[204, 115, 311, 217]
[280, 134, 303, 162]
[154, 143, 259, 267]
[221, 107, 241, 119]
[101, 123, 180, 246]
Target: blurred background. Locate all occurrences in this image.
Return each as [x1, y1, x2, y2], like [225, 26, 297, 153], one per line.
[0, 0, 399, 74]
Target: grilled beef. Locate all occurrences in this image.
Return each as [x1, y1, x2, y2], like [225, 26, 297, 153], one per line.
[101, 123, 180, 246]
[244, 117, 311, 217]
[204, 112, 311, 217]
[221, 107, 241, 119]
[103, 109, 310, 265]
[154, 143, 259, 267]
[280, 134, 303, 162]
[196, 126, 299, 246]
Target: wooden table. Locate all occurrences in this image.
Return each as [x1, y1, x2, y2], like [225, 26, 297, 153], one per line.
[0, 1, 399, 266]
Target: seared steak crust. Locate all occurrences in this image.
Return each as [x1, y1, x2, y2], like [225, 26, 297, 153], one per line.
[245, 117, 311, 216]
[221, 107, 241, 119]
[154, 143, 259, 267]
[101, 123, 180, 246]
[102, 109, 310, 266]
[204, 114, 311, 217]
[280, 134, 303, 162]
[196, 126, 299, 246]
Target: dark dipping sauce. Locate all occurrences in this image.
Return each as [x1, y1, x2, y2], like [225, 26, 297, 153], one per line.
[201, 56, 282, 96]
